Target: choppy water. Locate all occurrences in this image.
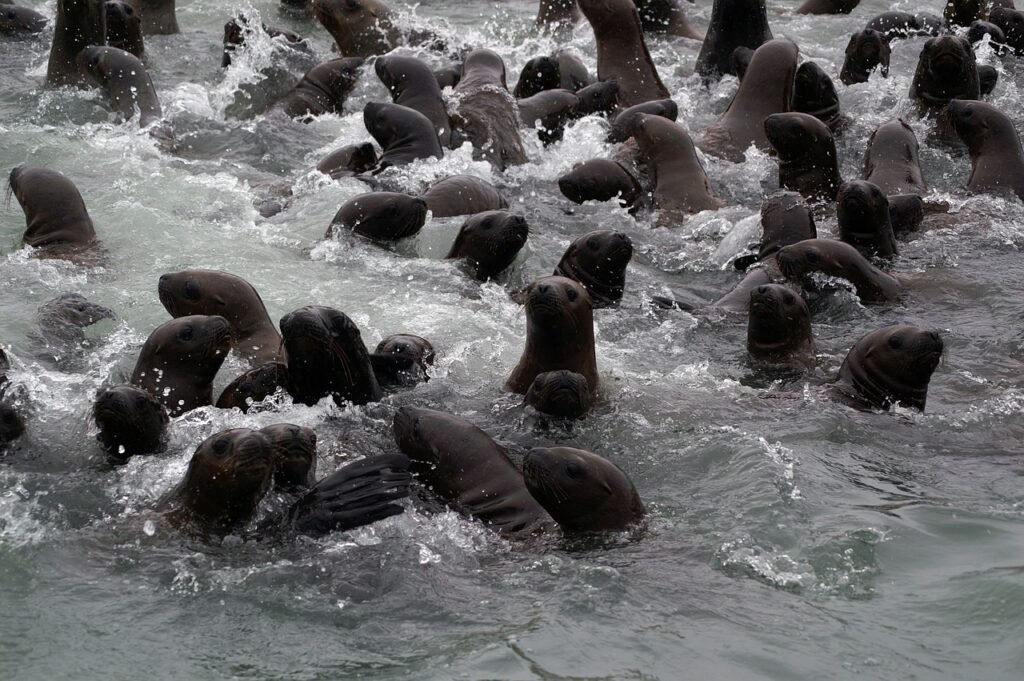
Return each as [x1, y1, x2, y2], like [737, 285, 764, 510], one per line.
[2, 0, 1024, 678]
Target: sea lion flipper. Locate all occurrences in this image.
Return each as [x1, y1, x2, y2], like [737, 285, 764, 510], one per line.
[288, 454, 412, 536]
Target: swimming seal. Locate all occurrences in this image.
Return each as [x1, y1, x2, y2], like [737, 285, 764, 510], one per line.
[375, 54, 454, 148]
[259, 423, 317, 492]
[796, 0, 859, 14]
[445, 211, 529, 281]
[947, 99, 1024, 201]
[523, 447, 645, 533]
[634, 113, 723, 218]
[46, 0, 106, 87]
[695, 0, 772, 82]
[701, 39, 798, 162]
[158, 269, 282, 366]
[837, 180, 898, 258]
[0, 4, 46, 34]
[371, 333, 434, 387]
[776, 239, 901, 303]
[909, 36, 981, 115]
[839, 29, 890, 85]
[577, 0, 669, 107]
[734, 189, 819, 272]
[279, 57, 363, 120]
[764, 112, 841, 203]
[393, 406, 554, 536]
[31, 292, 114, 363]
[93, 384, 169, 462]
[863, 119, 927, 196]
[793, 61, 845, 133]
[326, 192, 428, 242]
[216, 362, 289, 412]
[130, 315, 233, 416]
[557, 158, 642, 207]
[554, 230, 633, 307]
[421, 175, 507, 218]
[634, 0, 702, 40]
[124, 0, 176, 34]
[7, 165, 98, 256]
[279, 306, 382, 407]
[316, 143, 378, 179]
[524, 370, 594, 419]
[312, 0, 399, 58]
[105, 1, 143, 59]
[506, 275, 599, 394]
[967, 20, 1007, 53]
[452, 48, 528, 171]
[364, 101, 444, 170]
[78, 46, 162, 127]
[747, 284, 814, 369]
[865, 11, 947, 40]
[831, 325, 943, 411]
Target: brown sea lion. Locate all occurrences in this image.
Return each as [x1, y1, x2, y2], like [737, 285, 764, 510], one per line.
[513, 52, 593, 99]
[554, 230, 633, 307]
[694, 0, 772, 83]
[31, 292, 114, 363]
[524, 370, 594, 419]
[279, 57, 363, 120]
[700, 39, 798, 163]
[215, 362, 289, 412]
[557, 159, 642, 207]
[506, 276, 598, 394]
[607, 98, 677, 143]
[124, 0, 176, 34]
[866, 11, 947, 40]
[578, 0, 669, 108]
[948, 99, 1024, 200]
[371, 333, 435, 387]
[831, 325, 944, 411]
[421, 175, 507, 218]
[839, 29, 890, 85]
[326, 192, 428, 242]
[312, 0, 399, 57]
[158, 269, 281, 366]
[316, 143, 378, 179]
[573, 80, 620, 116]
[7, 165, 98, 257]
[837, 180, 898, 258]
[635, 0, 702, 39]
[78, 46, 162, 127]
[776, 239, 901, 303]
[796, 0, 860, 14]
[863, 119, 927, 196]
[259, 423, 317, 492]
[517, 89, 580, 143]
[967, 19, 1007, 52]
[46, 0, 106, 87]
[990, 7, 1024, 54]
[734, 189, 819, 272]
[93, 384, 169, 463]
[909, 36, 981, 115]
[363, 101, 444, 170]
[105, 1, 143, 59]
[523, 447, 645, 533]
[445, 211, 529, 281]
[763, 112, 841, 203]
[793, 62, 846, 133]
[452, 49, 528, 171]
[393, 406, 554, 536]
[375, 54, 454, 148]
[634, 113, 723, 218]
[130, 315, 233, 416]
[746, 284, 814, 369]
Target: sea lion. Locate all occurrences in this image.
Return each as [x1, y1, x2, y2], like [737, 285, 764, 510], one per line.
[279, 57, 363, 120]
[694, 0, 772, 83]
[259, 423, 317, 492]
[776, 239, 901, 303]
[945, 0, 986, 26]
[524, 370, 594, 419]
[445, 211, 529, 281]
[634, 113, 723, 218]
[393, 406, 553, 536]
[967, 20, 1007, 52]
[31, 292, 114, 362]
[452, 49, 528, 171]
[46, 0, 106, 87]
[92, 384, 169, 462]
[506, 276, 598, 394]
[0, 4, 46, 34]
[909, 36, 981, 115]
[312, 0, 399, 58]
[607, 98, 677, 143]
[634, 0, 702, 39]
[557, 158, 642, 207]
[734, 189, 819, 272]
[421, 175, 507, 218]
[216, 362, 289, 412]
[863, 119, 927, 196]
[123, 0, 176, 34]
[554, 230, 633, 307]
[371, 333, 434, 387]
[279, 306, 382, 407]
[796, 0, 859, 14]
[7, 165, 97, 256]
[517, 89, 580, 143]
[864, 11, 921, 40]
[316, 142, 378, 178]
[104, 1, 143, 59]
[514, 52, 592, 99]
[793, 62, 845, 133]
[537, 0, 581, 32]
[77, 46, 162, 127]
[375, 54, 454, 148]
[837, 181, 898, 258]
[577, 0, 669, 107]
[947, 99, 1024, 201]
[326, 192, 428, 242]
[573, 80, 620, 117]
[839, 29, 890, 85]
[700, 39, 798, 163]
[363, 101, 444, 170]
[887, 194, 926, 236]
[746, 284, 814, 369]
[130, 315, 233, 416]
[0, 350, 24, 446]
[764, 112, 841, 203]
[164, 428, 411, 538]
[989, 8, 1024, 54]
[433, 64, 461, 90]
[831, 325, 944, 411]
[221, 15, 310, 68]
[158, 269, 282, 366]
[523, 447, 645, 533]
[915, 13, 950, 35]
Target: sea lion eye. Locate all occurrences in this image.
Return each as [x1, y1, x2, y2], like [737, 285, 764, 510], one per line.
[805, 250, 819, 264]
[212, 438, 230, 455]
[586, 238, 600, 250]
[566, 288, 578, 301]
[533, 375, 545, 390]
[564, 460, 582, 479]
[183, 279, 200, 300]
[888, 335, 904, 349]
[783, 294, 795, 304]
[179, 326, 194, 342]
[135, 395, 148, 409]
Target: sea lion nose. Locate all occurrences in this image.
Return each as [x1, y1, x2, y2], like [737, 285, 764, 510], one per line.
[757, 285, 768, 294]
[537, 284, 550, 294]
[929, 331, 942, 343]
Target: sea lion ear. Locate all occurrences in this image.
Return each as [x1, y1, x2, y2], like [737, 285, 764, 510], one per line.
[211, 294, 226, 306]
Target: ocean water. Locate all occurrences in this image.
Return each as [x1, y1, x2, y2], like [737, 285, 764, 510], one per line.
[2, 0, 1024, 679]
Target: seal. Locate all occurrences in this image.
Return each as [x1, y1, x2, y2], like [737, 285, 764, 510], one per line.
[793, 61, 846, 132]
[747, 284, 814, 369]
[0, 4, 46, 34]
[279, 305, 382, 407]
[607, 98, 677, 143]
[371, 333, 435, 387]
[523, 447, 645, 533]
[634, 113, 723, 218]
[909, 36, 980, 115]
[78, 46, 162, 127]
[989, 7, 1024, 55]
[105, 1, 143, 60]
[554, 230, 633, 307]
[863, 119, 927, 196]
[446, 210, 529, 281]
[46, 0, 106, 87]
[537, 0, 581, 33]
[163, 428, 412, 538]
[557, 158, 642, 207]
[776, 239, 901, 303]
[375, 54, 454, 148]
[326, 192, 428, 242]
[517, 89, 580, 143]
[259, 423, 317, 492]
[700, 39, 798, 163]
[30, 292, 114, 363]
[514, 52, 592, 99]
[421, 175, 507, 218]
[312, 0, 399, 58]
[7, 165, 98, 256]
[837, 180, 898, 258]
[393, 406, 554, 536]
[839, 29, 890, 85]
[948, 99, 1024, 200]
[524, 370, 594, 419]
[130, 315, 233, 416]
[635, 0, 703, 39]
[796, 0, 859, 14]
[577, 0, 669, 107]
[506, 275, 599, 394]
[92, 383, 169, 462]
[695, 0, 772, 82]
[364, 101, 444, 170]
[158, 269, 282, 366]
[764, 112, 841, 203]
[124, 0, 176, 34]
[433, 63, 461, 90]
[316, 142, 378, 179]
[452, 48, 528, 171]
[831, 325, 943, 411]
[279, 57, 363, 120]
[216, 362, 289, 412]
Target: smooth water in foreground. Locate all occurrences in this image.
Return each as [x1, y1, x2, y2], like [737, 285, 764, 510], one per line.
[2, 0, 1024, 678]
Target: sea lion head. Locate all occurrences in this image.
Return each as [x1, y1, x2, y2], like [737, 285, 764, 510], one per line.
[157, 269, 263, 324]
[216, 362, 289, 412]
[39, 293, 114, 330]
[755, 191, 818, 262]
[447, 211, 529, 280]
[92, 384, 169, 462]
[312, 0, 393, 57]
[327, 191, 428, 242]
[838, 325, 944, 411]
[775, 238, 858, 280]
[76, 46, 126, 89]
[947, 100, 1014, 154]
[302, 57, 364, 108]
[764, 112, 835, 160]
[7, 165, 96, 247]
[524, 370, 592, 418]
[837, 180, 897, 258]
[574, 80, 619, 116]
[554, 230, 632, 304]
[840, 29, 890, 85]
[522, 446, 645, 533]
[0, 5, 47, 34]
[747, 284, 812, 360]
[793, 61, 840, 120]
[259, 423, 317, 492]
[374, 55, 429, 98]
[912, 35, 978, 104]
[608, 99, 678, 143]
[967, 20, 1006, 46]
[392, 406, 447, 466]
[461, 48, 508, 88]
[513, 55, 560, 98]
[557, 159, 640, 206]
[375, 334, 435, 366]
[990, 7, 1024, 42]
[525, 275, 592, 328]
[137, 315, 233, 379]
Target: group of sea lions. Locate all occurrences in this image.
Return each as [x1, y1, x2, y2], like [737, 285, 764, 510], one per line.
[3, 0, 1021, 544]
